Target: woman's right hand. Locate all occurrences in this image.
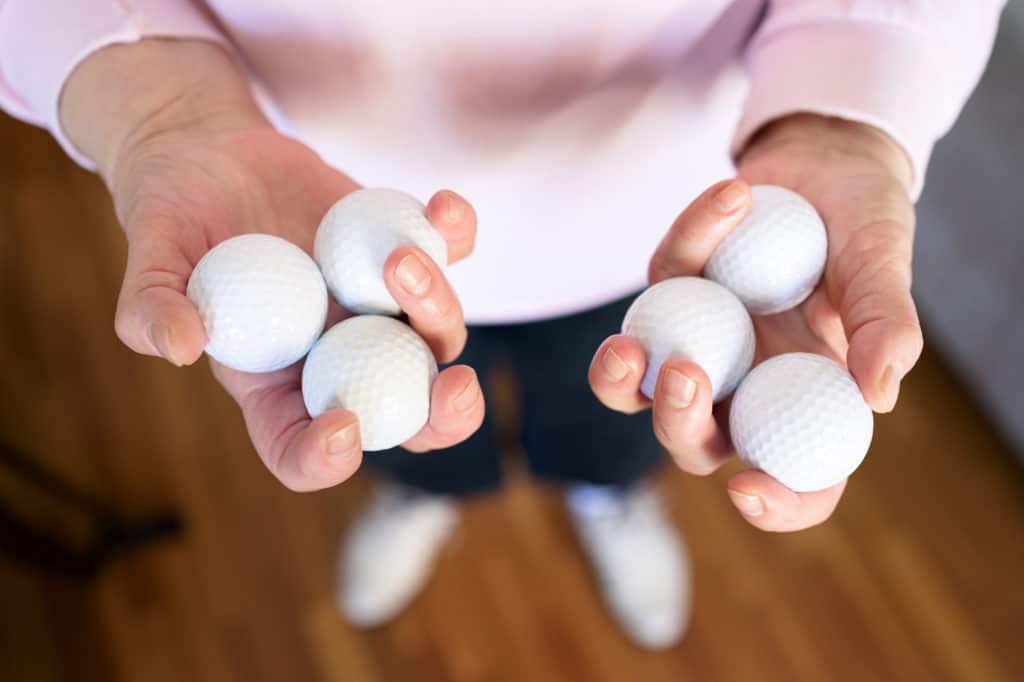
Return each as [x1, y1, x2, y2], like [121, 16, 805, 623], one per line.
[61, 39, 484, 491]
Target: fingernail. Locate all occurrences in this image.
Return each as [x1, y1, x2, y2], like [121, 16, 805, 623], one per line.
[453, 379, 480, 413]
[396, 253, 432, 296]
[881, 362, 903, 411]
[446, 192, 464, 223]
[601, 347, 631, 383]
[327, 424, 358, 458]
[713, 180, 748, 213]
[664, 368, 697, 409]
[728, 490, 764, 517]
[147, 322, 182, 366]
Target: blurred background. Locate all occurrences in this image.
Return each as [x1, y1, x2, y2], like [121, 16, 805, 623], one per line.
[2, 8, 1023, 682]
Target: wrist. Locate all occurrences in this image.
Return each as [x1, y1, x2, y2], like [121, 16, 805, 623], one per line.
[738, 114, 914, 195]
[60, 38, 267, 183]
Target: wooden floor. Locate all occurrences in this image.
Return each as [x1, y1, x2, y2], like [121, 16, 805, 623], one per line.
[2, 113, 1023, 682]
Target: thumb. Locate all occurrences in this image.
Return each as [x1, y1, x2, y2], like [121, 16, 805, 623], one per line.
[114, 220, 207, 366]
[832, 219, 923, 412]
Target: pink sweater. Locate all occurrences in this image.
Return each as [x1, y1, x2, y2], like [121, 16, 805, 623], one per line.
[0, 1, 1005, 324]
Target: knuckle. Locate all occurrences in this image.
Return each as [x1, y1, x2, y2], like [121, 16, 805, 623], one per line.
[838, 220, 913, 279]
[836, 232, 915, 327]
[839, 234, 909, 289]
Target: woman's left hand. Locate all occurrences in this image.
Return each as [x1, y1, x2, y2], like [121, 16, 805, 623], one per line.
[589, 114, 923, 531]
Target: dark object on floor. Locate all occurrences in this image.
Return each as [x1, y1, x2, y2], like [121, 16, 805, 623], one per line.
[0, 441, 182, 578]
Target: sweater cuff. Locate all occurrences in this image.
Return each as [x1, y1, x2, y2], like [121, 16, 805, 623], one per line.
[0, 1, 230, 169]
[731, 21, 961, 201]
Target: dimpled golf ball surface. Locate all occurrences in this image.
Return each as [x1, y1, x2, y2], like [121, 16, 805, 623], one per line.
[730, 353, 873, 492]
[705, 185, 827, 315]
[315, 188, 448, 315]
[186, 234, 327, 373]
[302, 316, 438, 451]
[622, 277, 755, 402]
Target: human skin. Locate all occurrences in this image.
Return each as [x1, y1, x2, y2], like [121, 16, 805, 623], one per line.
[61, 39, 485, 492]
[61, 39, 922, 523]
[589, 114, 922, 531]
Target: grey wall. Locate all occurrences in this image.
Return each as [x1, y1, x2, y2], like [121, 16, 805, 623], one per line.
[914, 3, 1024, 457]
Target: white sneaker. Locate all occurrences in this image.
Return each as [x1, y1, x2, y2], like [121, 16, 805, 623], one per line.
[339, 482, 459, 627]
[567, 483, 691, 649]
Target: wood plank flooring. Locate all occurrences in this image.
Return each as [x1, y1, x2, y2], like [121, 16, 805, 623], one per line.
[2, 113, 1023, 682]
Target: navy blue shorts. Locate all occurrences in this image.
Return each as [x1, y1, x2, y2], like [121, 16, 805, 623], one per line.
[366, 293, 665, 496]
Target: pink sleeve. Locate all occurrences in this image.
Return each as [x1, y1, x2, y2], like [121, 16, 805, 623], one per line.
[0, 0, 229, 168]
[731, 0, 1007, 199]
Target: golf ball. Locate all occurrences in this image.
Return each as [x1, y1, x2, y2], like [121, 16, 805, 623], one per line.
[302, 316, 438, 451]
[704, 185, 827, 315]
[187, 234, 327, 373]
[730, 352, 873, 492]
[621, 277, 755, 402]
[314, 188, 447, 315]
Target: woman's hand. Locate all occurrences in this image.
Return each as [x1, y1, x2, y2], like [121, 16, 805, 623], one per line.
[590, 114, 922, 531]
[62, 39, 484, 491]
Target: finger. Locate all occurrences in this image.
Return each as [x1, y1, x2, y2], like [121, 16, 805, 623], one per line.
[831, 218, 923, 413]
[801, 288, 849, 360]
[648, 179, 751, 284]
[403, 365, 485, 452]
[425, 189, 477, 264]
[651, 357, 731, 475]
[726, 470, 847, 532]
[384, 246, 467, 362]
[588, 335, 651, 414]
[212, 362, 364, 491]
[115, 221, 207, 366]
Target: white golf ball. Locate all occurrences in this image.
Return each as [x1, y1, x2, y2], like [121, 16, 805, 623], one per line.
[187, 234, 327, 373]
[730, 353, 873, 493]
[621, 277, 755, 402]
[704, 185, 827, 315]
[314, 188, 448, 315]
[302, 315, 438, 451]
